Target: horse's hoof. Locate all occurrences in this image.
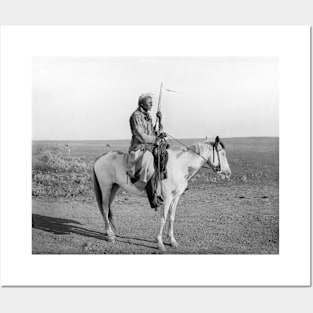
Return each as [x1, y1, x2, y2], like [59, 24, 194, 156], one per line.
[158, 243, 166, 252]
[106, 235, 115, 243]
[171, 241, 179, 249]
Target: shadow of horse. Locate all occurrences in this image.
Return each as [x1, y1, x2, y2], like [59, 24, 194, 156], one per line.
[32, 214, 160, 251]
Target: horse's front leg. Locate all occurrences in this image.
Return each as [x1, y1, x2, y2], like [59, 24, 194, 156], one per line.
[167, 196, 180, 248]
[156, 196, 172, 252]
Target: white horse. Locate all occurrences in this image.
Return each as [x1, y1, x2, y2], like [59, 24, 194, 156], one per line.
[93, 136, 231, 251]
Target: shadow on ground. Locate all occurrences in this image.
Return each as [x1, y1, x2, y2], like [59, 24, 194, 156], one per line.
[32, 214, 159, 251]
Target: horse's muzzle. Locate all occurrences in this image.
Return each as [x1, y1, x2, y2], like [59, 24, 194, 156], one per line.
[218, 169, 231, 181]
[224, 170, 231, 181]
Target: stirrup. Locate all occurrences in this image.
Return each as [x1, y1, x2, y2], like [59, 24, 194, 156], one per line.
[147, 193, 164, 208]
[154, 195, 164, 206]
[149, 195, 164, 210]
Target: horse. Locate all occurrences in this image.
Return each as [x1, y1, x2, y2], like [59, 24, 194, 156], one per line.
[93, 136, 231, 251]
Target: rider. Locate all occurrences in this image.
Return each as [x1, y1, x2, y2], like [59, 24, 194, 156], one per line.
[128, 93, 166, 209]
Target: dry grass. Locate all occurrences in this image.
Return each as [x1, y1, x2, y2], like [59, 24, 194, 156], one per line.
[32, 144, 94, 198]
[32, 137, 278, 198]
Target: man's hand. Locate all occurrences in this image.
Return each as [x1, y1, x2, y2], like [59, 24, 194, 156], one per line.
[158, 132, 167, 139]
[156, 111, 162, 120]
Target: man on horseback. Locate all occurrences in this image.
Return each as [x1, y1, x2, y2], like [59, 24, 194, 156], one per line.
[127, 93, 166, 209]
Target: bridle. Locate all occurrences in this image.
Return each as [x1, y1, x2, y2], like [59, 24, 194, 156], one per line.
[211, 143, 222, 173]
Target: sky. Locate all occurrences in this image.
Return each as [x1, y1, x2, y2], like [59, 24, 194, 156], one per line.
[32, 57, 279, 140]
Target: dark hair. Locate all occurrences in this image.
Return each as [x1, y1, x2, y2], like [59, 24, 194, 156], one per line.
[138, 94, 152, 107]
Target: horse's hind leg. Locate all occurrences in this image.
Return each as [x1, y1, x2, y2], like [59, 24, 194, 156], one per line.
[108, 183, 119, 231]
[99, 185, 116, 242]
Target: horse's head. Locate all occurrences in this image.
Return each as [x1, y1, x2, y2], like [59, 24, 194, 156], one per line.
[204, 136, 231, 180]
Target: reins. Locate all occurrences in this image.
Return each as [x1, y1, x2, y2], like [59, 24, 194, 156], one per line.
[166, 133, 221, 171]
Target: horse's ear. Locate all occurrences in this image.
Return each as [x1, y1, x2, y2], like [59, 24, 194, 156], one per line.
[215, 136, 220, 143]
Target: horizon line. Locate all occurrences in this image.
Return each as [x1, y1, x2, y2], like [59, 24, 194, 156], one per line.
[32, 135, 279, 142]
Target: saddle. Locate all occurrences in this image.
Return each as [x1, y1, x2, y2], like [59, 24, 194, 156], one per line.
[125, 140, 169, 184]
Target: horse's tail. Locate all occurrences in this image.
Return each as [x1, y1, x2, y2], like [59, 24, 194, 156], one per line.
[93, 165, 103, 213]
[108, 208, 116, 233]
[93, 159, 116, 232]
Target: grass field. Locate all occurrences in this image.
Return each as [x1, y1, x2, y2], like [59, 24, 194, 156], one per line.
[32, 137, 279, 254]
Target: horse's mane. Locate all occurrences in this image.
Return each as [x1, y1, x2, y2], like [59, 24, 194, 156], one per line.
[179, 140, 226, 156]
[173, 144, 198, 158]
[188, 143, 201, 154]
[171, 140, 226, 160]
[190, 140, 226, 151]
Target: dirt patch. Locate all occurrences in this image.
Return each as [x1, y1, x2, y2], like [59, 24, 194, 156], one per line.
[32, 182, 278, 254]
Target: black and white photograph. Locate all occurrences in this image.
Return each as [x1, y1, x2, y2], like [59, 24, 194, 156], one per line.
[1, 1, 313, 311]
[1, 25, 310, 287]
[32, 57, 279, 254]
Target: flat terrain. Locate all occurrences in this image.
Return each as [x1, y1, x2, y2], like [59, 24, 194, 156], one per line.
[32, 137, 279, 254]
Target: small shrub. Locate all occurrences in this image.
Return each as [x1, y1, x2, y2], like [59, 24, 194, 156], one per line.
[32, 145, 94, 199]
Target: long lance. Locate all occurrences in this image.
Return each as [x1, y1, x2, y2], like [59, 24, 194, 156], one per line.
[155, 83, 181, 133]
[156, 82, 163, 133]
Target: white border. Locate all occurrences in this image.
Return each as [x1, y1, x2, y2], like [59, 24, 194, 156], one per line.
[0, 26, 310, 286]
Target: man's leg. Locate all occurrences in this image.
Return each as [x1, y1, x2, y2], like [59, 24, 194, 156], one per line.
[139, 151, 163, 209]
[131, 150, 152, 191]
[137, 150, 155, 183]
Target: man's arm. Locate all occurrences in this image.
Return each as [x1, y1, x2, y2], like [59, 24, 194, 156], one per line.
[155, 111, 163, 134]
